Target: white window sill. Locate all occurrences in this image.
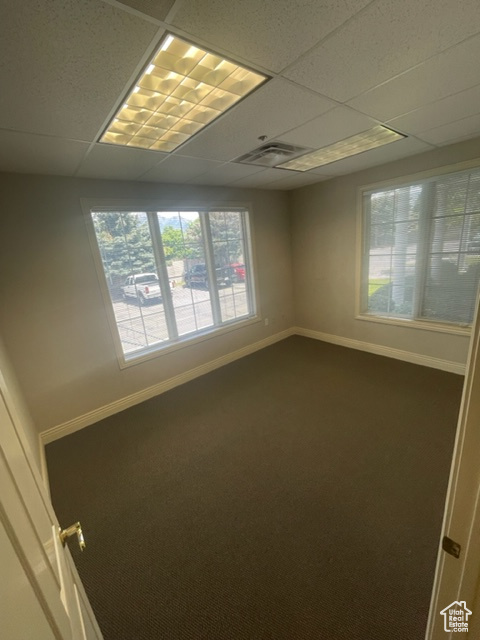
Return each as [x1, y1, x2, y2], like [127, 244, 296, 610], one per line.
[119, 314, 261, 369]
[355, 313, 472, 337]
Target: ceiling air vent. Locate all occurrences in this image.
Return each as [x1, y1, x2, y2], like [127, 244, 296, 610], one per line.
[234, 142, 311, 168]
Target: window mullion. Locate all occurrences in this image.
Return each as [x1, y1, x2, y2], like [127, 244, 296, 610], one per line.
[362, 195, 372, 313]
[413, 182, 434, 319]
[458, 174, 472, 273]
[147, 212, 178, 340]
[241, 211, 255, 315]
[201, 212, 222, 325]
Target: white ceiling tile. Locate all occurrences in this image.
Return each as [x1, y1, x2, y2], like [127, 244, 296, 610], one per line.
[0, 0, 158, 140]
[116, 0, 176, 21]
[138, 155, 221, 182]
[387, 84, 480, 134]
[171, 0, 371, 73]
[261, 173, 330, 190]
[0, 130, 89, 175]
[229, 168, 293, 188]
[417, 115, 480, 146]
[311, 137, 434, 177]
[176, 78, 337, 161]
[285, 0, 480, 102]
[187, 162, 266, 186]
[1, 0, 480, 186]
[280, 107, 378, 149]
[76, 144, 167, 180]
[348, 35, 480, 122]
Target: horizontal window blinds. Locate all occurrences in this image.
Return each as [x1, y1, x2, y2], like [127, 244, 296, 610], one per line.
[363, 167, 480, 326]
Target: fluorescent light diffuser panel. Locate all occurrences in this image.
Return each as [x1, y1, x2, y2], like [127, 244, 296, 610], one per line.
[100, 34, 267, 152]
[279, 126, 406, 171]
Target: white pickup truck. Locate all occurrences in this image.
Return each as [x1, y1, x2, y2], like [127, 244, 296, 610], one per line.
[121, 273, 162, 305]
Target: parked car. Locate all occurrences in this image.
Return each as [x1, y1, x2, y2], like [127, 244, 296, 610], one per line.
[121, 273, 162, 305]
[230, 262, 246, 282]
[183, 264, 232, 289]
[467, 233, 480, 253]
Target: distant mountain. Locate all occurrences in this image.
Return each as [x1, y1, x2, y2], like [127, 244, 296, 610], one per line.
[135, 213, 193, 231]
[134, 212, 148, 226]
[157, 215, 193, 231]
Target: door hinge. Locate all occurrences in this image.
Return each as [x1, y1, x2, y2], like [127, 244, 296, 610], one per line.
[442, 536, 461, 559]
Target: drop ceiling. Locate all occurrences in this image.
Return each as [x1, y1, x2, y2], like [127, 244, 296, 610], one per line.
[0, 0, 479, 190]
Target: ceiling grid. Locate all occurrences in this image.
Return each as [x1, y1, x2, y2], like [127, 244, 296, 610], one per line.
[0, 0, 479, 188]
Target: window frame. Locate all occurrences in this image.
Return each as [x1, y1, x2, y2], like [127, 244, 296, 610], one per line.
[82, 198, 260, 368]
[356, 158, 480, 337]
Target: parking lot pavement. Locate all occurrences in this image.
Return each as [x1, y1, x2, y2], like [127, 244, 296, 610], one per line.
[112, 284, 249, 354]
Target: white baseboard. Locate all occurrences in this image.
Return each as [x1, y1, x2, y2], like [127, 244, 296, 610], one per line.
[40, 325, 465, 448]
[293, 327, 466, 375]
[40, 328, 295, 445]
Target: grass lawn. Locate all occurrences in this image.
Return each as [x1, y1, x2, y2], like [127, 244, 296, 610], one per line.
[368, 277, 390, 296]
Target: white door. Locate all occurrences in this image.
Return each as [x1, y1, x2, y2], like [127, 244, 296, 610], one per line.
[426, 294, 480, 638]
[0, 366, 103, 639]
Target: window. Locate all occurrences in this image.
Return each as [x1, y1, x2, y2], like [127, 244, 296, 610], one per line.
[87, 206, 256, 364]
[361, 165, 480, 329]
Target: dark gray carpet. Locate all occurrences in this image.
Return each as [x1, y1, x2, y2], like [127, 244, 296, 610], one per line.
[46, 336, 463, 639]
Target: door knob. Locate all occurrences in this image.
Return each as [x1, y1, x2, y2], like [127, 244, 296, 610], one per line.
[59, 522, 86, 551]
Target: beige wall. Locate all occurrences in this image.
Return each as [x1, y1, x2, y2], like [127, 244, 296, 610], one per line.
[2, 137, 479, 436]
[0, 338, 41, 467]
[0, 174, 294, 432]
[290, 137, 480, 366]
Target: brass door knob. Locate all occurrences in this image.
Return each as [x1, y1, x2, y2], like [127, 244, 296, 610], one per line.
[59, 522, 86, 551]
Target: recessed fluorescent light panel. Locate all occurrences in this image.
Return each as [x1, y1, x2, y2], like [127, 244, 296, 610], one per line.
[100, 34, 268, 152]
[279, 126, 406, 171]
